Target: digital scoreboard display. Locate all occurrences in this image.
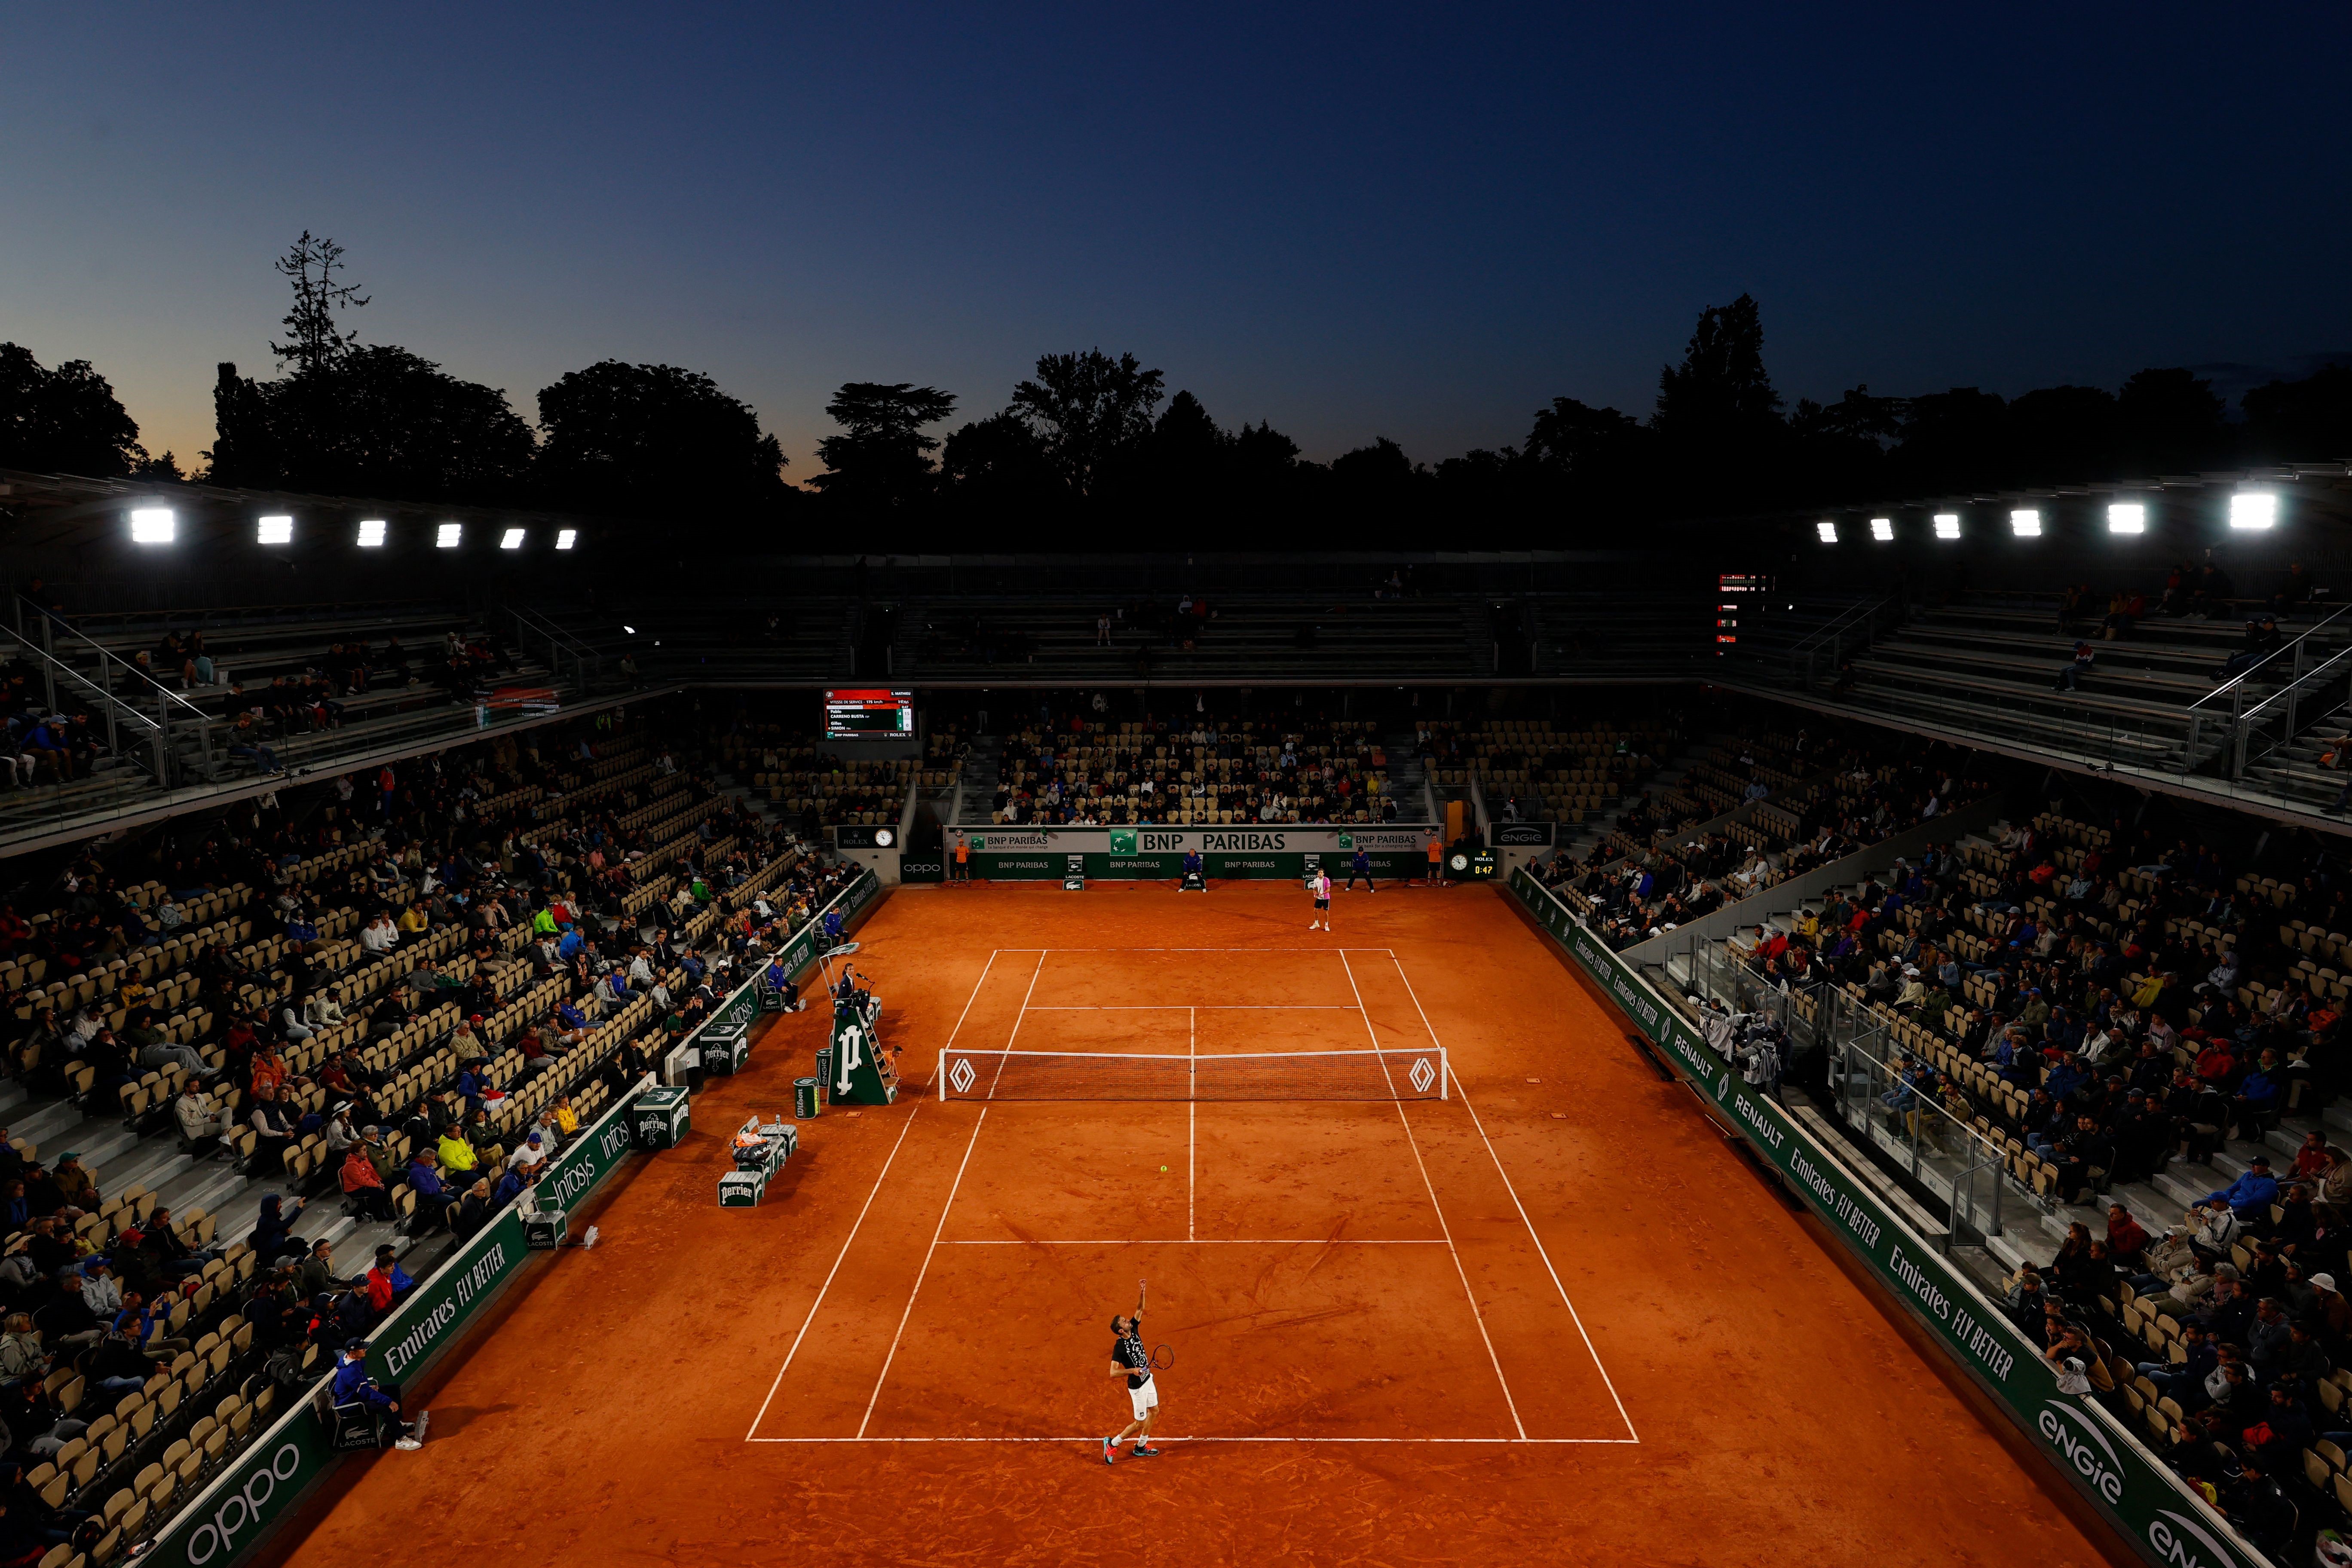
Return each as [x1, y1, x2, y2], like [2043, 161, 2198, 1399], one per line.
[824, 689, 914, 739]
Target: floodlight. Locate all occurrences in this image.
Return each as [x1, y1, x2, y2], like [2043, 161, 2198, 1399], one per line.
[129, 508, 175, 545]
[622, 625, 637, 635]
[357, 519, 387, 547]
[499, 528, 525, 550]
[257, 515, 293, 545]
[1933, 513, 1960, 539]
[2010, 508, 2042, 537]
[2107, 502, 2146, 535]
[2230, 493, 2277, 530]
[436, 523, 462, 548]
[1869, 518, 1893, 542]
[554, 529, 577, 550]
[1816, 521, 1838, 543]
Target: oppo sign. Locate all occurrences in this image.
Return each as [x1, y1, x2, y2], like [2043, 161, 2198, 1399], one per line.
[181, 1441, 307, 1563]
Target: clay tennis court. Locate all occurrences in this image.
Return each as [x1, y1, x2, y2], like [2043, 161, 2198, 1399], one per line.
[262, 882, 2121, 1566]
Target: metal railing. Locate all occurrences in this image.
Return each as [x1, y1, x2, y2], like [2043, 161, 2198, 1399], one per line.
[2181, 599, 2352, 778]
[511, 607, 606, 694]
[0, 622, 172, 784]
[2228, 638, 2352, 779]
[1678, 935, 2024, 1250]
[1735, 595, 1902, 691]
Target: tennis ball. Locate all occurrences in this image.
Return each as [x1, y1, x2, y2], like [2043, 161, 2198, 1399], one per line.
[1160, 1164, 1168, 1172]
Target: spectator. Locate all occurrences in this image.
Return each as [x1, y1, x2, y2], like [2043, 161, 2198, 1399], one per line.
[341, 1141, 393, 1222]
[361, 1245, 413, 1314]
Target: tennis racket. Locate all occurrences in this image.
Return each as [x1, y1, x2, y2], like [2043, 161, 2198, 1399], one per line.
[1151, 1344, 1173, 1371]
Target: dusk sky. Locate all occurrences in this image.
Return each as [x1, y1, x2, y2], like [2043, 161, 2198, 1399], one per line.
[3, 3, 2346, 479]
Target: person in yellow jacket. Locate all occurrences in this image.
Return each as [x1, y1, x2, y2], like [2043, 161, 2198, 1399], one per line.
[552, 1096, 579, 1138]
[436, 1127, 480, 1176]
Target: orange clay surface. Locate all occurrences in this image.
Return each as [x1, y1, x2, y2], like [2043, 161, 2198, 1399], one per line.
[263, 881, 2119, 1567]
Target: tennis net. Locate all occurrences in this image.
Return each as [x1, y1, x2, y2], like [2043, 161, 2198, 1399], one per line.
[935, 1046, 1448, 1101]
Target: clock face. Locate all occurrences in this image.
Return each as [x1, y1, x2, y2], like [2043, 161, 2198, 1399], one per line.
[1449, 853, 1470, 872]
[873, 828, 895, 848]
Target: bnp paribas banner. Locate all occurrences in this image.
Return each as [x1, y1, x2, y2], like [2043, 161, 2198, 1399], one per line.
[1503, 867, 2261, 1568]
[957, 825, 1442, 880]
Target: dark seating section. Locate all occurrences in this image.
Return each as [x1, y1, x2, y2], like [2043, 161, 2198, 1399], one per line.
[1439, 715, 1671, 825]
[720, 730, 922, 829]
[1730, 585, 2352, 815]
[0, 694, 858, 1562]
[1, 597, 562, 840]
[894, 594, 1489, 682]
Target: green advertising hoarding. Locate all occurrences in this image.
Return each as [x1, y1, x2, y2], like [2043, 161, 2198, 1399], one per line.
[1503, 867, 2262, 1568]
[145, 1084, 653, 1568]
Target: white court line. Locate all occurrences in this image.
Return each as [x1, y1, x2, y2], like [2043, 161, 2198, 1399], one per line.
[1188, 1005, 1197, 1241]
[854, 951, 1047, 1439]
[922, 947, 1003, 1090]
[981, 949, 1050, 1097]
[744, 1102, 924, 1440]
[855, 1103, 990, 1438]
[935, 1238, 1447, 1246]
[1022, 1004, 1362, 1011]
[749, 943, 1011, 1439]
[1380, 949, 1641, 1445]
[1337, 948, 1527, 1442]
[747, 1435, 1638, 1444]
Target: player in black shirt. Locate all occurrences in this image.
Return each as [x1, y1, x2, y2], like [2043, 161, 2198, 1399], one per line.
[1102, 1281, 1160, 1464]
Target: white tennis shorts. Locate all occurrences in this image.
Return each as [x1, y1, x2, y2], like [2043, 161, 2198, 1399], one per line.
[1129, 1376, 1159, 1421]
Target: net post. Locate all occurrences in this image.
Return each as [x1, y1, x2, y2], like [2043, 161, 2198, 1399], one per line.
[1439, 1047, 1449, 1100]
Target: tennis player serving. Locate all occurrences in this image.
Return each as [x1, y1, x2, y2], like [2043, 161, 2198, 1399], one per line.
[1103, 1280, 1162, 1464]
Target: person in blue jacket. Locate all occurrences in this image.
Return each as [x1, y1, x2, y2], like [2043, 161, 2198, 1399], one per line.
[329, 1339, 428, 1449]
[2200, 1155, 2281, 1219]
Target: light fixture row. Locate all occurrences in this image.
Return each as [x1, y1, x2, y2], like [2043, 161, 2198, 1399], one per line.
[1817, 493, 2279, 543]
[126, 508, 577, 551]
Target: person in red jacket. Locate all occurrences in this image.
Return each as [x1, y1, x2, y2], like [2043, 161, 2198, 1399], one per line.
[341, 1144, 392, 1222]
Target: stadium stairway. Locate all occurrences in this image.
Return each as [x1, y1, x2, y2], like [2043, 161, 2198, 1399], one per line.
[0, 1066, 423, 1282]
[956, 736, 1002, 824]
[1379, 735, 1430, 824]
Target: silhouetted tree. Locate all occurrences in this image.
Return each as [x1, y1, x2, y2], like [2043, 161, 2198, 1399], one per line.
[1010, 349, 1164, 499]
[1787, 385, 1899, 502]
[288, 345, 535, 500]
[2243, 364, 2352, 463]
[2118, 368, 2229, 472]
[1329, 436, 1429, 522]
[270, 233, 368, 374]
[1888, 388, 2011, 494]
[203, 362, 278, 486]
[536, 360, 789, 519]
[811, 382, 956, 512]
[940, 410, 1061, 513]
[1652, 294, 1785, 507]
[0, 343, 149, 476]
[2005, 384, 2119, 485]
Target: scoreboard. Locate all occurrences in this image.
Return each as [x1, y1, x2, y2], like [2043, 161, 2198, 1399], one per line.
[824, 689, 914, 739]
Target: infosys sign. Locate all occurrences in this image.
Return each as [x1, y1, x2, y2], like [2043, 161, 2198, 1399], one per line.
[1508, 867, 2260, 1568]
